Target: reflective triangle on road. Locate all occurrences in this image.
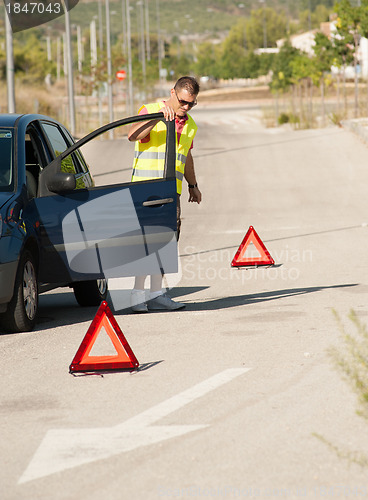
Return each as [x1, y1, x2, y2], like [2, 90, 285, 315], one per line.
[231, 226, 275, 267]
[69, 301, 139, 373]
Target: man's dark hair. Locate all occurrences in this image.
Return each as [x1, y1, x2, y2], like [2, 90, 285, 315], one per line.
[175, 76, 200, 96]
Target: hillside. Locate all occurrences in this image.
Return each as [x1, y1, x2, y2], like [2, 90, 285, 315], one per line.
[42, 0, 335, 41]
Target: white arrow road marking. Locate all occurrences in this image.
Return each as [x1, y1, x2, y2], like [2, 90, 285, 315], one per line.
[19, 368, 250, 484]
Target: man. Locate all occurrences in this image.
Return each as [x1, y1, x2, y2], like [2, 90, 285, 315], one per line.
[128, 76, 201, 312]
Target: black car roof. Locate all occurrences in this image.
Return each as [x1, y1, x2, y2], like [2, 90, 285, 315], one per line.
[0, 113, 60, 129]
[0, 114, 24, 127]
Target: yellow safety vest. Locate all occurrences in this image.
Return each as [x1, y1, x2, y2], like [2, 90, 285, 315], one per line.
[131, 101, 197, 195]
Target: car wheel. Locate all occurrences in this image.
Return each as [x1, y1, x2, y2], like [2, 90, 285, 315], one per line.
[72, 279, 108, 307]
[0, 250, 38, 333]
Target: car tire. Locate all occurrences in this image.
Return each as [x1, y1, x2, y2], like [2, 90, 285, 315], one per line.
[0, 250, 38, 333]
[72, 279, 108, 307]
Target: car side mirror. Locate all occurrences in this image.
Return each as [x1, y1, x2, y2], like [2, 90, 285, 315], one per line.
[39, 156, 77, 196]
[47, 172, 76, 193]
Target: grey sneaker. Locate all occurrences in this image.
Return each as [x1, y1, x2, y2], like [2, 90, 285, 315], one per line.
[148, 293, 185, 311]
[130, 289, 148, 313]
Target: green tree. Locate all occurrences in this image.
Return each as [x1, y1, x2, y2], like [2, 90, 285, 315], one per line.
[313, 31, 335, 124]
[299, 4, 331, 31]
[270, 41, 300, 125]
[300, 0, 335, 9]
[331, 30, 354, 115]
[220, 40, 247, 79]
[224, 19, 247, 49]
[270, 41, 300, 93]
[334, 0, 368, 117]
[258, 53, 275, 77]
[194, 42, 221, 78]
[13, 33, 54, 84]
[167, 52, 194, 81]
[289, 52, 315, 127]
[246, 7, 288, 50]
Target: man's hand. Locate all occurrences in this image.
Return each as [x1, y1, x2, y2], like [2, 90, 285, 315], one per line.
[128, 102, 176, 142]
[188, 186, 202, 204]
[160, 104, 176, 121]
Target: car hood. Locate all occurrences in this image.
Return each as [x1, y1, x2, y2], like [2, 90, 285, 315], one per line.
[0, 192, 15, 210]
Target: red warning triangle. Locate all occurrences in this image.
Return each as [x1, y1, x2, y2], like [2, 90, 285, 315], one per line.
[231, 226, 275, 267]
[69, 301, 139, 373]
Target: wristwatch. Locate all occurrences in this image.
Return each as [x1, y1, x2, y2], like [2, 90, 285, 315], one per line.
[188, 183, 198, 189]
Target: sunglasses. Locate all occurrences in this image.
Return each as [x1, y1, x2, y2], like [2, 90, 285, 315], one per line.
[174, 89, 197, 108]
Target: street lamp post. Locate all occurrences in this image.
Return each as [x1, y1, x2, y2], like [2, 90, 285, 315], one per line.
[126, 0, 134, 114]
[77, 25, 83, 73]
[98, 0, 104, 52]
[5, 11, 15, 113]
[46, 33, 52, 62]
[137, 0, 146, 99]
[56, 36, 61, 81]
[156, 0, 164, 93]
[121, 0, 127, 55]
[64, 0, 76, 135]
[145, 0, 151, 61]
[105, 0, 114, 138]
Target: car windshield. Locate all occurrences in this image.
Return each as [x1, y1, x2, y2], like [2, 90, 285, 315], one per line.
[0, 129, 13, 191]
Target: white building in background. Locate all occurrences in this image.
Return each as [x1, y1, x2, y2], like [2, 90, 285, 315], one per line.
[358, 37, 368, 79]
[277, 30, 317, 56]
[275, 20, 368, 79]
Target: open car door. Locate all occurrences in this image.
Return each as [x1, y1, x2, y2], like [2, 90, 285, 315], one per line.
[33, 114, 178, 285]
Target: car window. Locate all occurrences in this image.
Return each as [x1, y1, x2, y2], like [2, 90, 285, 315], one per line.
[40, 122, 80, 176]
[0, 129, 14, 191]
[62, 126, 89, 174]
[25, 124, 51, 169]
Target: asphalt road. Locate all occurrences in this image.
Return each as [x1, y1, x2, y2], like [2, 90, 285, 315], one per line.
[2, 103, 368, 499]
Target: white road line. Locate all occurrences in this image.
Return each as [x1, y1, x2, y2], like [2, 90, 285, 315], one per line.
[19, 368, 251, 484]
[119, 367, 250, 429]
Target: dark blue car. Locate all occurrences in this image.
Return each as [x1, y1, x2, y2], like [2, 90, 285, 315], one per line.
[0, 113, 178, 333]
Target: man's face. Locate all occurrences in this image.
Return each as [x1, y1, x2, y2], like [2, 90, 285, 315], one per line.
[172, 88, 197, 117]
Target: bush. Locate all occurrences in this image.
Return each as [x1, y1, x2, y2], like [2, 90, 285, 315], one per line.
[278, 112, 289, 125]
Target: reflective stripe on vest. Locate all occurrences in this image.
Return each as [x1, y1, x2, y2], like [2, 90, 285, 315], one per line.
[131, 101, 197, 195]
[134, 151, 187, 164]
[134, 151, 166, 160]
[132, 168, 184, 181]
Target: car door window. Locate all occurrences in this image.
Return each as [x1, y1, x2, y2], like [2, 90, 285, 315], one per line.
[40, 121, 93, 189]
[62, 127, 89, 174]
[40, 122, 79, 175]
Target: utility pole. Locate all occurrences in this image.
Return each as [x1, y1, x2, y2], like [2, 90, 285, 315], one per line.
[90, 20, 103, 129]
[126, 0, 134, 114]
[46, 34, 52, 61]
[137, 0, 146, 99]
[121, 0, 126, 55]
[105, 0, 114, 137]
[56, 36, 61, 81]
[63, 33, 67, 76]
[90, 20, 98, 66]
[5, 11, 15, 113]
[64, 0, 76, 135]
[77, 25, 83, 74]
[156, 0, 163, 91]
[145, 0, 151, 61]
[98, 0, 104, 52]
